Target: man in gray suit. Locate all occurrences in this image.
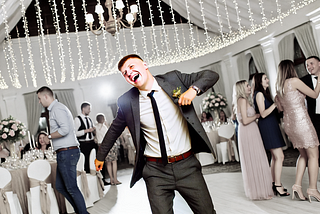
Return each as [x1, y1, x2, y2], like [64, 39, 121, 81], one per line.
[95, 54, 219, 214]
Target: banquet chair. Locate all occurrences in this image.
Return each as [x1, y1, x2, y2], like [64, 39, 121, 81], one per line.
[65, 152, 93, 213]
[217, 124, 239, 164]
[88, 148, 104, 202]
[27, 160, 59, 214]
[0, 167, 23, 214]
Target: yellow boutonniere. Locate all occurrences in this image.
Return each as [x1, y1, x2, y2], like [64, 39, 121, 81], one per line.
[172, 86, 182, 98]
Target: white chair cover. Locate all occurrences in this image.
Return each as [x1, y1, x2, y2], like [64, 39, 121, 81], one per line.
[0, 167, 23, 214]
[217, 124, 240, 164]
[27, 160, 59, 214]
[89, 149, 104, 200]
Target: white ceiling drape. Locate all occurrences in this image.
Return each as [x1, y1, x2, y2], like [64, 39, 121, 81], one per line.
[0, 0, 32, 45]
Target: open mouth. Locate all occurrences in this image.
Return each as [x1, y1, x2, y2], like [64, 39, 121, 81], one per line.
[133, 74, 140, 82]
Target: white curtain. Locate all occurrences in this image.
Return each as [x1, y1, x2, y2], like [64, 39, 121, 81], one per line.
[278, 33, 294, 61]
[294, 22, 320, 58]
[203, 62, 231, 116]
[54, 89, 77, 118]
[23, 92, 42, 136]
[237, 52, 249, 80]
[251, 46, 268, 75]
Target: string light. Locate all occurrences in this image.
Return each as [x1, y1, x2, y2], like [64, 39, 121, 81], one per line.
[276, 0, 283, 24]
[61, 0, 75, 81]
[70, 0, 85, 80]
[146, 0, 160, 58]
[16, 27, 28, 87]
[19, 0, 37, 87]
[157, 0, 170, 52]
[199, 0, 210, 43]
[222, 0, 232, 34]
[35, 0, 52, 86]
[46, 32, 57, 83]
[49, 0, 66, 83]
[247, 0, 255, 31]
[168, 0, 181, 54]
[2, 1, 21, 88]
[0, 0, 318, 89]
[259, 0, 268, 29]
[136, 0, 149, 61]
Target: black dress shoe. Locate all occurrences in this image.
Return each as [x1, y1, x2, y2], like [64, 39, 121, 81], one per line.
[103, 180, 111, 186]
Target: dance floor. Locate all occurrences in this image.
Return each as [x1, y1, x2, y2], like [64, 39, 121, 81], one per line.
[87, 166, 320, 214]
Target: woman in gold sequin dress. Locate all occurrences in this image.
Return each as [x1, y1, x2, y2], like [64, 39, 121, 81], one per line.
[275, 60, 320, 202]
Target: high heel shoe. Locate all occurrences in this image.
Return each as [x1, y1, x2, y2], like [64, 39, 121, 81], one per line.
[292, 184, 307, 200]
[273, 182, 287, 192]
[306, 188, 320, 202]
[272, 183, 290, 197]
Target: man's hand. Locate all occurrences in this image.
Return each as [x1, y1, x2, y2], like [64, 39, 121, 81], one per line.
[43, 136, 50, 144]
[178, 88, 197, 106]
[95, 159, 104, 171]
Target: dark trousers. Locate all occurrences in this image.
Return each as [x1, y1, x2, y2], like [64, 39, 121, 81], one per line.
[79, 140, 97, 173]
[142, 155, 215, 214]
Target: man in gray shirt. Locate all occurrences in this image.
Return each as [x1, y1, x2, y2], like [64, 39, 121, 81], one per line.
[37, 86, 88, 214]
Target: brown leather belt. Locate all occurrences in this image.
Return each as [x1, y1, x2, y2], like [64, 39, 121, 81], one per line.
[146, 150, 193, 164]
[56, 146, 79, 153]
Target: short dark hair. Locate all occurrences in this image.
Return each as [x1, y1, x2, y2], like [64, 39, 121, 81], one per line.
[306, 56, 320, 61]
[96, 113, 105, 123]
[36, 86, 53, 97]
[118, 54, 143, 71]
[81, 102, 91, 110]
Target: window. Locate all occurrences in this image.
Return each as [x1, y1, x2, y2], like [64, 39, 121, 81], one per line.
[293, 37, 307, 78]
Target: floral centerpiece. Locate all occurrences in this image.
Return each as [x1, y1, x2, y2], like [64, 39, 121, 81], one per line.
[0, 115, 27, 144]
[202, 92, 228, 113]
[202, 92, 228, 124]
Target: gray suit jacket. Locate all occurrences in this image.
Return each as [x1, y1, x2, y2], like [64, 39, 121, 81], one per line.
[97, 70, 219, 187]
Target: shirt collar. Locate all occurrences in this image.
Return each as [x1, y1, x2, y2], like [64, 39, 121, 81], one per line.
[47, 99, 58, 111]
[139, 77, 161, 98]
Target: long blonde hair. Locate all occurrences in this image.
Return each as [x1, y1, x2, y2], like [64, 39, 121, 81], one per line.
[276, 60, 298, 97]
[234, 80, 253, 112]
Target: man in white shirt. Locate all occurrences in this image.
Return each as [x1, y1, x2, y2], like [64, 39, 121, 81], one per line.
[95, 54, 219, 214]
[74, 102, 96, 173]
[302, 56, 320, 164]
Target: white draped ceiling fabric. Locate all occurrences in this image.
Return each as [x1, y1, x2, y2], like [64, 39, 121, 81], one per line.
[0, 0, 317, 89]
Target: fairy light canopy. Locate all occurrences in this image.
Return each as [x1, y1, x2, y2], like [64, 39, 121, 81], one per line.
[0, 0, 318, 90]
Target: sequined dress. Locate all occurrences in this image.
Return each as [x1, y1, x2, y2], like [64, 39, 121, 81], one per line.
[277, 78, 319, 149]
[237, 105, 273, 200]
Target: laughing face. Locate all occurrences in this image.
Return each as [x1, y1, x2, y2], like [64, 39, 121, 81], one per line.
[120, 57, 154, 91]
[306, 57, 320, 76]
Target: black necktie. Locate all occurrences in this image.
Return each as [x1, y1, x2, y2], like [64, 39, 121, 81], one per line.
[85, 117, 92, 139]
[147, 90, 168, 165]
[314, 76, 318, 80]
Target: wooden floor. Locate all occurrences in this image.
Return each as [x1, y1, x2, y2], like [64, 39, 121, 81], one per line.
[87, 167, 320, 214]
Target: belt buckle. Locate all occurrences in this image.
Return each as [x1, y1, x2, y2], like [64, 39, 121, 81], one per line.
[167, 155, 176, 164]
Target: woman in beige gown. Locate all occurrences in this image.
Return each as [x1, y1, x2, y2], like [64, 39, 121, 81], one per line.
[235, 80, 274, 200]
[275, 60, 320, 202]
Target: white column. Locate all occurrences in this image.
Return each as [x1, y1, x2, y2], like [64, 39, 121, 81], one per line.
[2, 94, 17, 118]
[260, 37, 277, 97]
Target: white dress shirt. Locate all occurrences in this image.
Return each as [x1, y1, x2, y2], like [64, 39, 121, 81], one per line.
[139, 78, 191, 158]
[74, 113, 95, 141]
[311, 75, 320, 114]
[95, 123, 108, 145]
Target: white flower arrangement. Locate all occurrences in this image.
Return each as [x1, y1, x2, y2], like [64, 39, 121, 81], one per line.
[0, 115, 27, 144]
[202, 92, 228, 113]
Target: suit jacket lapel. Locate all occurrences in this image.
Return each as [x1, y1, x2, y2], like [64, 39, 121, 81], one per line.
[155, 77, 179, 104]
[130, 88, 141, 149]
